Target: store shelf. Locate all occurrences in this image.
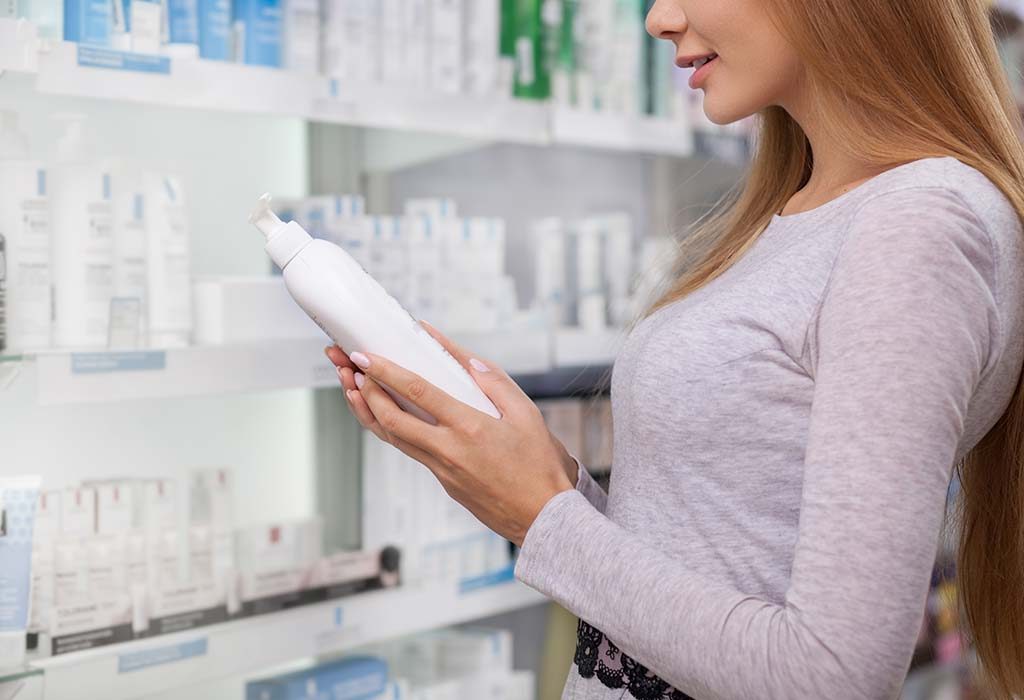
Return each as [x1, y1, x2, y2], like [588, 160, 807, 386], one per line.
[29, 580, 546, 700]
[1, 19, 696, 157]
[7, 328, 619, 404]
[551, 107, 694, 157]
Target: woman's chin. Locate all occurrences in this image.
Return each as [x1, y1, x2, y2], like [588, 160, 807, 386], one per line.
[702, 98, 753, 127]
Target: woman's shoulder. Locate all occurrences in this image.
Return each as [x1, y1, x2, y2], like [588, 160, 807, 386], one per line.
[847, 157, 1019, 244]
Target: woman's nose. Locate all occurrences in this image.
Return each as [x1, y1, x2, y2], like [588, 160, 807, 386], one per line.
[645, 0, 688, 40]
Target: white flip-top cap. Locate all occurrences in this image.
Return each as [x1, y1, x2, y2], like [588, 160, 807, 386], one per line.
[249, 193, 312, 269]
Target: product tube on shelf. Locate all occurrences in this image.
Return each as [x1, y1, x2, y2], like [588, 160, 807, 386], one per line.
[0, 113, 51, 354]
[49, 118, 114, 349]
[27, 490, 59, 649]
[282, 0, 319, 72]
[111, 165, 148, 349]
[233, 0, 283, 66]
[144, 173, 192, 348]
[128, 0, 163, 53]
[0, 476, 40, 669]
[464, 0, 500, 95]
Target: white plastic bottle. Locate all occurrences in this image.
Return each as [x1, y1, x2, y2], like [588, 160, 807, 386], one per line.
[144, 173, 192, 348]
[0, 112, 52, 353]
[249, 194, 500, 422]
[49, 115, 114, 349]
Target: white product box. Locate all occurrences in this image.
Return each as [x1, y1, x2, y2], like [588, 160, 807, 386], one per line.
[284, 0, 320, 72]
[193, 276, 321, 345]
[429, 0, 462, 93]
[60, 487, 97, 536]
[189, 468, 234, 529]
[463, 0, 499, 94]
[94, 481, 136, 535]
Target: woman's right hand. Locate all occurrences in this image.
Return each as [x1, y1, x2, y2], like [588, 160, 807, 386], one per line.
[324, 325, 581, 488]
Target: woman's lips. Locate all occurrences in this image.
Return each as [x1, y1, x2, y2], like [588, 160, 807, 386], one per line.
[688, 55, 718, 90]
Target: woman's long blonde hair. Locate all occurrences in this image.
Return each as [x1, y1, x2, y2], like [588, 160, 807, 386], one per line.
[648, 0, 1024, 695]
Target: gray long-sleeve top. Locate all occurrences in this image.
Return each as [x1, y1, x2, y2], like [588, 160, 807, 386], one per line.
[515, 158, 1024, 700]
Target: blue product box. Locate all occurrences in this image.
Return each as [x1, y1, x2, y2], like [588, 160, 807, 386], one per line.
[245, 656, 389, 700]
[233, 0, 282, 67]
[168, 0, 199, 43]
[64, 0, 112, 45]
[198, 0, 231, 59]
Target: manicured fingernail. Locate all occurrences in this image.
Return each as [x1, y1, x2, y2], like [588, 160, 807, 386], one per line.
[345, 389, 354, 402]
[351, 352, 370, 369]
[324, 346, 333, 359]
[355, 372, 365, 389]
[469, 358, 490, 373]
[336, 366, 345, 381]
[420, 319, 433, 329]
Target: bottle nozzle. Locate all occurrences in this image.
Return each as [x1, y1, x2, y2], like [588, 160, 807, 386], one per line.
[249, 193, 285, 240]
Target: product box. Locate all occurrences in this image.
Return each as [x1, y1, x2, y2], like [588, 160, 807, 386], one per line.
[64, 0, 113, 45]
[233, 0, 282, 67]
[429, 0, 463, 93]
[463, 0, 500, 94]
[245, 656, 389, 700]
[129, 0, 163, 53]
[283, 0, 319, 72]
[198, 0, 232, 59]
[189, 468, 233, 529]
[167, 0, 199, 49]
[193, 276, 321, 345]
[235, 517, 322, 615]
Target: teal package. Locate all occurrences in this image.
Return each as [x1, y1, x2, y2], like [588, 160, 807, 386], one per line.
[64, 0, 112, 45]
[198, 0, 230, 59]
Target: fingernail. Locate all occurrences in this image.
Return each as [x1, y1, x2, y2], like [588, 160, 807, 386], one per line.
[420, 319, 433, 329]
[324, 346, 333, 359]
[350, 352, 370, 369]
[345, 389, 354, 402]
[355, 372, 365, 389]
[336, 366, 345, 381]
[469, 358, 490, 373]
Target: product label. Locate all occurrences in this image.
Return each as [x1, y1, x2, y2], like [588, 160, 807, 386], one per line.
[50, 597, 133, 654]
[76, 45, 172, 73]
[458, 563, 516, 594]
[71, 351, 167, 374]
[145, 582, 226, 636]
[168, 0, 199, 43]
[198, 0, 231, 60]
[118, 638, 208, 673]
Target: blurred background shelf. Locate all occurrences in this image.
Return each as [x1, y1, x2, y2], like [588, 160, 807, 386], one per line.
[2, 329, 620, 404]
[28, 580, 546, 700]
[1, 19, 697, 157]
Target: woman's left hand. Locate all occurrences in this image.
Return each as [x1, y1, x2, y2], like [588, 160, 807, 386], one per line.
[325, 322, 575, 547]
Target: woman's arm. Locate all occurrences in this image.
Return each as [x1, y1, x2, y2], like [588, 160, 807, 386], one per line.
[516, 188, 1002, 699]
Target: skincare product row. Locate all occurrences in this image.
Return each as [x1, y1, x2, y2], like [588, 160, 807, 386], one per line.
[247, 655, 400, 700]
[22, 468, 398, 659]
[0, 113, 193, 355]
[362, 435, 513, 589]
[360, 627, 535, 700]
[529, 212, 639, 332]
[273, 194, 519, 336]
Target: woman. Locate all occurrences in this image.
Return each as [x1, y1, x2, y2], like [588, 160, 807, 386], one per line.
[327, 0, 1024, 697]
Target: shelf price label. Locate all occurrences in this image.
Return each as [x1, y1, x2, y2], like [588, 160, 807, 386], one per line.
[77, 46, 171, 75]
[117, 638, 209, 674]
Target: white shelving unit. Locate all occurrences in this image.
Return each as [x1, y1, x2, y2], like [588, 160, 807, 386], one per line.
[0, 19, 696, 157]
[3, 329, 619, 405]
[29, 580, 546, 700]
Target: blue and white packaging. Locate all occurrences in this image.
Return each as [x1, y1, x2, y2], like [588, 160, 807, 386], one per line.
[166, 0, 199, 53]
[0, 476, 40, 669]
[233, 0, 282, 67]
[197, 0, 230, 59]
[64, 0, 112, 45]
[245, 656, 389, 700]
[129, 0, 163, 52]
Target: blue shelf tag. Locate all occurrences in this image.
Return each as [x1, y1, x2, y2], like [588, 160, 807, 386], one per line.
[458, 564, 516, 594]
[71, 351, 167, 374]
[118, 638, 208, 673]
[77, 46, 172, 74]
